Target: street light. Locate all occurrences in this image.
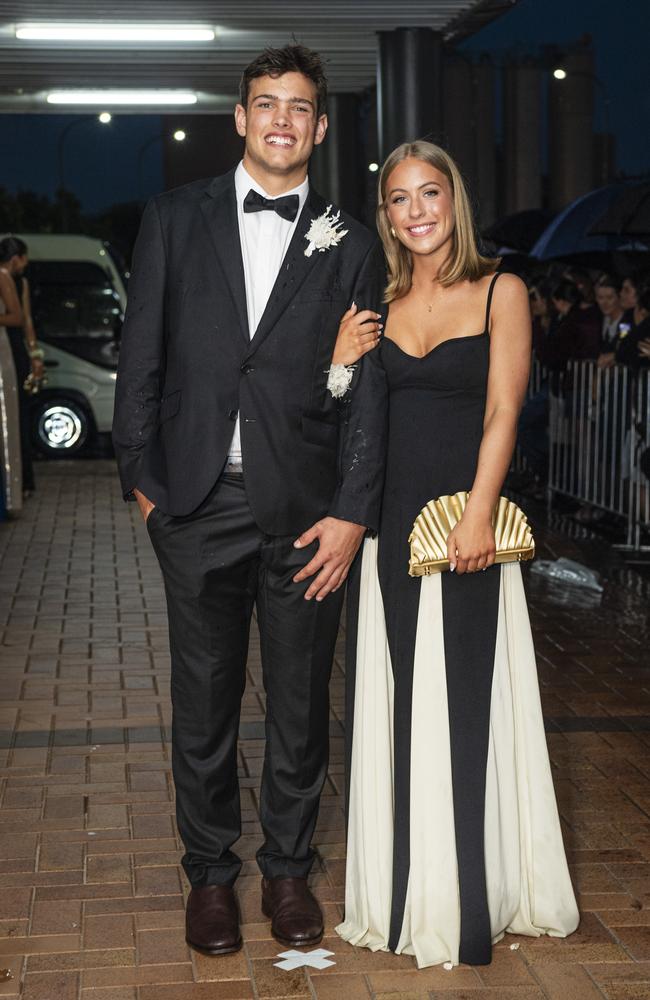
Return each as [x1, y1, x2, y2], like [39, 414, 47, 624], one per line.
[137, 131, 189, 203]
[57, 113, 112, 230]
[551, 66, 612, 181]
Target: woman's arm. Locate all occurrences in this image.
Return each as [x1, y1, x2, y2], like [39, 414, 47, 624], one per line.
[20, 278, 45, 375]
[0, 271, 24, 327]
[332, 303, 382, 365]
[20, 278, 37, 348]
[447, 273, 531, 574]
[327, 303, 383, 398]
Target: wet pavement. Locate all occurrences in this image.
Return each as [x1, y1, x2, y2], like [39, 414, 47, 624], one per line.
[1, 459, 650, 1000]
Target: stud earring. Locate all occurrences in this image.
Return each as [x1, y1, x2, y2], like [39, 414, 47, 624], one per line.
[390, 226, 396, 238]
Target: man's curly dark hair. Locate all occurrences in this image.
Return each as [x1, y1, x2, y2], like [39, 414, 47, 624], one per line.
[239, 44, 328, 117]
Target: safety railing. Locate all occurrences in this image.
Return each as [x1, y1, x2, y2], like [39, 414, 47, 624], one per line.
[547, 360, 649, 551]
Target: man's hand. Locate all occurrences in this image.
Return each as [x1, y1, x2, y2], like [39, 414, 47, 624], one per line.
[293, 517, 366, 601]
[133, 488, 156, 523]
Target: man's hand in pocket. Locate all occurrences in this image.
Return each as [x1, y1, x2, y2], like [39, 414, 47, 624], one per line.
[134, 488, 156, 523]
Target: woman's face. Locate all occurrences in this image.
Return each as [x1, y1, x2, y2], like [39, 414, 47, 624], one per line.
[595, 285, 621, 318]
[384, 157, 455, 261]
[529, 288, 548, 319]
[14, 254, 28, 276]
[552, 297, 571, 317]
[620, 278, 638, 311]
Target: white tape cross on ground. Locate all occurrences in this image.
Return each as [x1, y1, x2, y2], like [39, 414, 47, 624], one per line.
[274, 949, 336, 970]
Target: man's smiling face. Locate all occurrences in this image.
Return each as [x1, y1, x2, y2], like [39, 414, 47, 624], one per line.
[235, 71, 327, 187]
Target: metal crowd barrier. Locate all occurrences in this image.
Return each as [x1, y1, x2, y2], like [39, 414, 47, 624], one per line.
[546, 360, 649, 552]
[511, 358, 546, 475]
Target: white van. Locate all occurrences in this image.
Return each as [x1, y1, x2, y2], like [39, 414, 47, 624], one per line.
[17, 234, 126, 455]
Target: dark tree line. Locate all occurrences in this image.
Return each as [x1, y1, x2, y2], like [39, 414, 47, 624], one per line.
[0, 187, 143, 265]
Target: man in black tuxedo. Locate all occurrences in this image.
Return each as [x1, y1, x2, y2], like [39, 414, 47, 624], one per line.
[112, 45, 386, 955]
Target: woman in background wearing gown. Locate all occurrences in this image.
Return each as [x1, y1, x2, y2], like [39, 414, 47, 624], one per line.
[332, 141, 579, 968]
[0, 265, 24, 513]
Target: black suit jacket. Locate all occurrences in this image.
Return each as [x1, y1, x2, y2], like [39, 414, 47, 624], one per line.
[112, 169, 387, 535]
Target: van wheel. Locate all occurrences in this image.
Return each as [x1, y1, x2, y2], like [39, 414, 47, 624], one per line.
[32, 397, 93, 457]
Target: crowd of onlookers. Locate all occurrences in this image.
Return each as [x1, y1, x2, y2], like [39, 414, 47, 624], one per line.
[515, 266, 650, 509]
[527, 267, 650, 374]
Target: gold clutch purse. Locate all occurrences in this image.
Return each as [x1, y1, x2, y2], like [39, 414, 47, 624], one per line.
[408, 491, 535, 577]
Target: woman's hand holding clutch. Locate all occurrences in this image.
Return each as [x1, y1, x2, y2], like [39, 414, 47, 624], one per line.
[446, 511, 497, 574]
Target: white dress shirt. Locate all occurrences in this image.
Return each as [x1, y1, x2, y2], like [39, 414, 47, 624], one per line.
[602, 313, 623, 347]
[228, 161, 309, 465]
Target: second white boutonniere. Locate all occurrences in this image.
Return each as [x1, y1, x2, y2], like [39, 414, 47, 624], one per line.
[304, 206, 349, 258]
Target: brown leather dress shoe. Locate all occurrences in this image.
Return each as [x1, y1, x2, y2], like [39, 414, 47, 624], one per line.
[185, 885, 242, 955]
[261, 877, 324, 947]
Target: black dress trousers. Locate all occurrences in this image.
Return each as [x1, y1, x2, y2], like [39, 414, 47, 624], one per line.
[146, 472, 345, 887]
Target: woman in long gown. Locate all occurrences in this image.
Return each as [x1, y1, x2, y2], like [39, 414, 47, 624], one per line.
[332, 141, 579, 968]
[0, 265, 24, 514]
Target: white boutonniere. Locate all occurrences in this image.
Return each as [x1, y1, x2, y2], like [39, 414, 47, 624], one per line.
[304, 205, 348, 258]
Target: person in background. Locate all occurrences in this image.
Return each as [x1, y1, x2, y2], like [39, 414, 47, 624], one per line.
[615, 281, 650, 519]
[0, 262, 24, 513]
[529, 280, 556, 361]
[595, 274, 625, 370]
[0, 237, 43, 496]
[564, 266, 597, 308]
[616, 271, 649, 362]
[536, 280, 601, 370]
[516, 281, 557, 498]
[617, 280, 650, 372]
[620, 272, 640, 321]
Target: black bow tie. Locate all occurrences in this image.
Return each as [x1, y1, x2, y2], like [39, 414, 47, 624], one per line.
[243, 188, 300, 223]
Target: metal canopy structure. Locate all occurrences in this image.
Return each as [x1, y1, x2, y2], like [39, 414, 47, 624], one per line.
[0, 0, 515, 112]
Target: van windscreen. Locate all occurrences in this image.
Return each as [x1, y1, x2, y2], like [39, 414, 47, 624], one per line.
[28, 260, 123, 369]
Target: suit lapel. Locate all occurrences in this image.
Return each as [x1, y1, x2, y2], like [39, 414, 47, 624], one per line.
[199, 171, 249, 345]
[244, 186, 329, 359]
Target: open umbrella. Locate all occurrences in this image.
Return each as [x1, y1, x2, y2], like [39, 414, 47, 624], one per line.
[483, 209, 554, 253]
[589, 182, 650, 237]
[530, 184, 644, 260]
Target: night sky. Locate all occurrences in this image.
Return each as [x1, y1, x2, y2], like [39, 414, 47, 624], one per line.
[460, 0, 649, 178]
[1, 0, 647, 214]
[4, 113, 165, 213]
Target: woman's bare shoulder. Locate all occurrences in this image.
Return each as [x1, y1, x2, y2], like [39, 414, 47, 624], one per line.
[492, 271, 528, 303]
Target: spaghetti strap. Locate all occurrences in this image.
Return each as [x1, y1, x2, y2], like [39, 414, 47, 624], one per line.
[484, 272, 500, 333]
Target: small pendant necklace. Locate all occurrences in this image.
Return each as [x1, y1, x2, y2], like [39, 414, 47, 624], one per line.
[413, 285, 434, 313]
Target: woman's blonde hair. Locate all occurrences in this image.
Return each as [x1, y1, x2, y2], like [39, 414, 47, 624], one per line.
[377, 140, 499, 302]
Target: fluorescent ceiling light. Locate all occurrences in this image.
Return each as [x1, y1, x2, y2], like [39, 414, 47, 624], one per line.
[47, 90, 198, 106]
[16, 23, 215, 42]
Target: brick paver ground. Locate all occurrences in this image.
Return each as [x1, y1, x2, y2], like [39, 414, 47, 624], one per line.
[1, 460, 650, 1000]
